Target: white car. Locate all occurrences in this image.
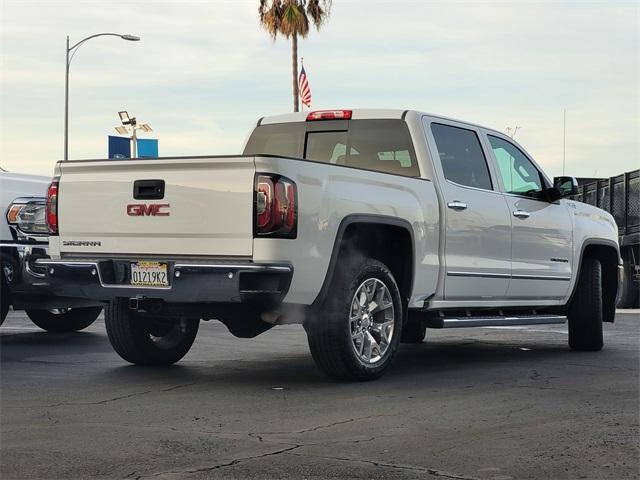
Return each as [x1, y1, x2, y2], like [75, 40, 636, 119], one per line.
[38, 110, 622, 380]
[0, 169, 102, 331]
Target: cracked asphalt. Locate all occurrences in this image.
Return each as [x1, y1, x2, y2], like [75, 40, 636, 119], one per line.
[1, 310, 639, 480]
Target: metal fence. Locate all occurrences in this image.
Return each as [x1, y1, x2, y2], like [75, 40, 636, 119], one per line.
[571, 169, 640, 239]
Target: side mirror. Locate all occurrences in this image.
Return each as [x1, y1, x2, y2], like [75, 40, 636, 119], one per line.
[548, 176, 578, 202]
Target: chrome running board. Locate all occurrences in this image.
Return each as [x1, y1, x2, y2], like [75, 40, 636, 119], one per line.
[425, 315, 567, 329]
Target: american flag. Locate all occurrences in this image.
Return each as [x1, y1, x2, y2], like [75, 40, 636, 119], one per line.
[298, 64, 312, 108]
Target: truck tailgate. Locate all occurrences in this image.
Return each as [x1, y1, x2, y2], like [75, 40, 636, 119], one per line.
[57, 157, 255, 257]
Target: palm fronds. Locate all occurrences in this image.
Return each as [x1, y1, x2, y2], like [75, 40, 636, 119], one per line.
[259, 0, 331, 39]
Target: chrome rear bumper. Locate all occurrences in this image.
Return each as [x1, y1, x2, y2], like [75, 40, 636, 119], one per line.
[36, 259, 293, 306]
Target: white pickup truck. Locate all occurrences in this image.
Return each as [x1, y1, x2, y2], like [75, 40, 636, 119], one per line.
[0, 169, 103, 330]
[40, 109, 622, 380]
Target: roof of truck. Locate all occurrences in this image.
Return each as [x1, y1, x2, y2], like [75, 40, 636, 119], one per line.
[258, 109, 505, 137]
[260, 109, 406, 125]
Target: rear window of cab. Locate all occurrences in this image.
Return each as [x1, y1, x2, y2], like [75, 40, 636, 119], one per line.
[243, 119, 420, 178]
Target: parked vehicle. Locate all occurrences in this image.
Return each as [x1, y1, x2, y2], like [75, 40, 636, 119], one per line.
[39, 110, 622, 380]
[0, 169, 103, 330]
[571, 170, 639, 308]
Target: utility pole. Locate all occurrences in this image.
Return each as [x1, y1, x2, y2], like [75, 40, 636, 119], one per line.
[562, 109, 567, 175]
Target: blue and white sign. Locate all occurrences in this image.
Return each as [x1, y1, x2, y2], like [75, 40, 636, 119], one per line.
[137, 139, 159, 158]
[108, 135, 130, 159]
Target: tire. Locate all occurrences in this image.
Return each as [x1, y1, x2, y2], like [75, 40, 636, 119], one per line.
[26, 306, 102, 333]
[616, 254, 638, 309]
[568, 257, 603, 351]
[401, 319, 427, 343]
[1, 271, 9, 325]
[105, 298, 199, 365]
[306, 257, 403, 381]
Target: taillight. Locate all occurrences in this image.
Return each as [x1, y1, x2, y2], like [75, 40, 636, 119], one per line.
[46, 177, 59, 235]
[254, 174, 297, 238]
[306, 110, 352, 121]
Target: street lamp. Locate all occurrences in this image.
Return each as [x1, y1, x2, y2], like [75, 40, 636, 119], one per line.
[64, 33, 140, 161]
[114, 110, 152, 158]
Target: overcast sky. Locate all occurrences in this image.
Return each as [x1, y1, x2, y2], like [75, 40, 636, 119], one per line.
[0, 0, 638, 178]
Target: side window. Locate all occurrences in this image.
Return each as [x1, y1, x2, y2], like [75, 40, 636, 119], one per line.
[430, 123, 493, 190]
[488, 135, 543, 198]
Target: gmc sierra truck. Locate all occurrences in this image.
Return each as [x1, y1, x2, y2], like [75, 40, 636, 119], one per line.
[39, 109, 623, 380]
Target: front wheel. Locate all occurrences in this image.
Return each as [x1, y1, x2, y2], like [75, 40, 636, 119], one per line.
[26, 306, 102, 332]
[568, 257, 603, 351]
[105, 298, 199, 365]
[306, 258, 403, 381]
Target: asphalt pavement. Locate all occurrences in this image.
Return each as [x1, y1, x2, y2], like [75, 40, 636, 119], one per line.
[1, 309, 639, 480]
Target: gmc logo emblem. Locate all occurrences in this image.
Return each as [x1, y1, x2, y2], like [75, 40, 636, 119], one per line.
[127, 203, 170, 216]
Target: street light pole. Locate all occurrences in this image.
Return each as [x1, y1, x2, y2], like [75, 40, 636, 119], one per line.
[64, 33, 140, 160]
[64, 35, 70, 162]
[562, 109, 567, 175]
[131, 120, 138, 158]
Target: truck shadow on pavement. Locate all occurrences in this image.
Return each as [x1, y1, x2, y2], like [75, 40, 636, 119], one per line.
[1, 325, 599, 389]
[0, 330, 113, 363]
[95, 339, 578, 391]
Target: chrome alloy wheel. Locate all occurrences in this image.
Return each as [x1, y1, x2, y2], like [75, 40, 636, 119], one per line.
[350, 278, 395, 364]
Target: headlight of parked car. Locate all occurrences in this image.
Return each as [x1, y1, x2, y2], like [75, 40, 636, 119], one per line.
[6, 198, 48, 235]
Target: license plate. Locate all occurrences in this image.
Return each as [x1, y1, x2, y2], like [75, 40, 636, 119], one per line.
[130, 261, 169, 287]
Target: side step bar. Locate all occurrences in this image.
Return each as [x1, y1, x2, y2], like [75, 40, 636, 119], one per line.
[425, 315, 567, 329]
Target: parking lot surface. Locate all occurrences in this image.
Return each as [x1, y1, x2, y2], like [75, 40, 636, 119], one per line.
[1, 310, 639, 480]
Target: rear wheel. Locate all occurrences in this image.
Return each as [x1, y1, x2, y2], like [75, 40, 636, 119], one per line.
[568, 257, 603, 351]
[26, 306, 102, 332]
[105, 298, 199, 365]
[306, 257, 403, 381]
[1, 271, 9, 325]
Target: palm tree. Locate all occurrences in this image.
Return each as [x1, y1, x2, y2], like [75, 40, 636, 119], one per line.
[259, 0, 332, 112]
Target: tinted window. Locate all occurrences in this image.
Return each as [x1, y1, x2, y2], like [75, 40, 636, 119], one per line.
[346, 120, 420, 177]
[243, 123, 305, 158]
[488, 135, 543, 197]
[305, 131, 348, 163]
[244, 119, 420, 177]
[431, 123, 493, 190]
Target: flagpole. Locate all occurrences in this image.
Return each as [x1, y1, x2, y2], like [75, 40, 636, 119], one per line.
[300, 57, 304, 112]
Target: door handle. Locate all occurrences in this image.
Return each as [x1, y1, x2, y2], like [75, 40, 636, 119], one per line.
[513, 210, 531, 219]
[447, 201, 468, 211]
[134, 179, 165, 200]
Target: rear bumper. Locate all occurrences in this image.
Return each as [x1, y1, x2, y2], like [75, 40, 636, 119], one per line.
[36, 258, 293, 306]
[1, 243, 102, 310]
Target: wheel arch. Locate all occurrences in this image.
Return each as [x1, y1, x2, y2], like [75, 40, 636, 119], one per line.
[569, 238, 621, 323]
[312, 214, 415, 310]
